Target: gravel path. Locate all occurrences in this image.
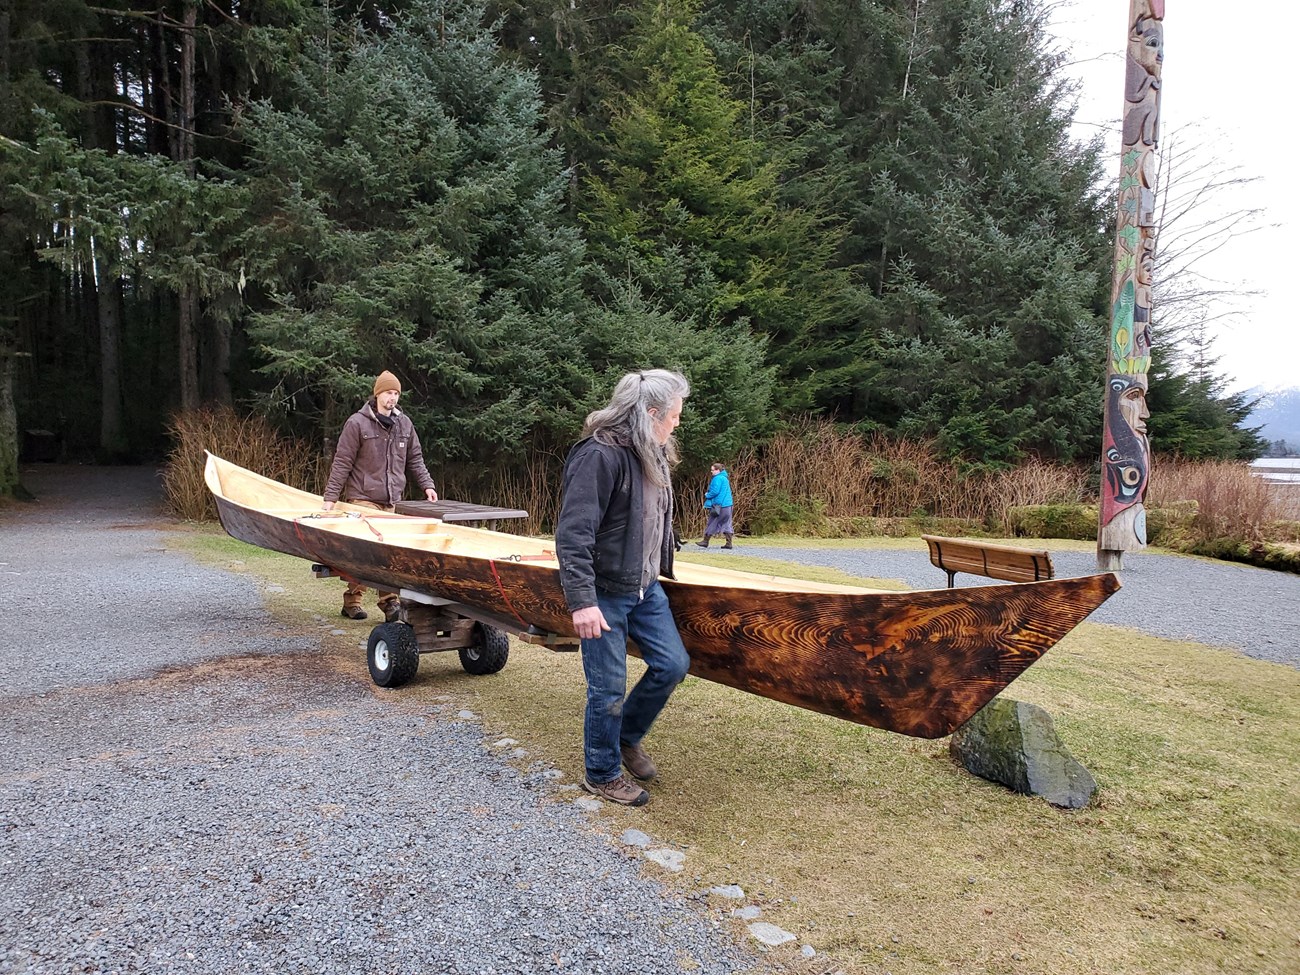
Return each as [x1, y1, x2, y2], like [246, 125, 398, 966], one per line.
[731, 542, 1300, 669]
[0, 466, 762, 975]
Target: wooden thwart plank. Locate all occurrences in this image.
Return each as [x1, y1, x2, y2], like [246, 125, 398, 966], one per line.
[394, 499, 529, 522]
[922, 535, 1054, 587]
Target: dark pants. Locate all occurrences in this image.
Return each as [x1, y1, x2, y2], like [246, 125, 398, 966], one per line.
[580, 581, 690, 783]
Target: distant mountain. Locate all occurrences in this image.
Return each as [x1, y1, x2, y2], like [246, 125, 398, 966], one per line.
[1245, 387, 1300, 456]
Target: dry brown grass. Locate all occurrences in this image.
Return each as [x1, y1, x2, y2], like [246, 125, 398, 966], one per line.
[162, 407, 1294, 564]
[442, 447, 566, 536]
[178, 531, 1300, 975]
[162, 406, 326, 520]
[725, 418, 1087, 529]
[1148, 459, 1293, 546]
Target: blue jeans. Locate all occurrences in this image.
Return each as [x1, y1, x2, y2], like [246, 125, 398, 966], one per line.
[581, 581, 690, 784]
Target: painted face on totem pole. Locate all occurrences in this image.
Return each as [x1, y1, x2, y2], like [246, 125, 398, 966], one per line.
[1102, 375, 1151, 518]
[1132, 15, 1163, 71]
[1119, 380, 1149, 437]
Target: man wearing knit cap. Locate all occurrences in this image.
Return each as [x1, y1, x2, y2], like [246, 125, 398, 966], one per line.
[323, 370, 438, 621]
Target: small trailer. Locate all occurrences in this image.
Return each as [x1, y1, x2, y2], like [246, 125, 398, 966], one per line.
[313, 498, 578, 688]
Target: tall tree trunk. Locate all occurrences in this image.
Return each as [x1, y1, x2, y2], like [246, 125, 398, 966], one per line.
[1, 0, 12, 86]
[0, 0, 17, 487]
[201, 317, 233, 405]
[178, 290, 200, 412]
[77, 15, 130, 458]
[0, 352, 22, 498]
[95, 249, 128, 460]
[178, 2, 196, 175]
[176, 1, 201, 410]
[156, 15, 179, 159]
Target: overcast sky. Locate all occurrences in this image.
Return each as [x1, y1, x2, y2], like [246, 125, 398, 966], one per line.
[1050, 1, 1298, 393]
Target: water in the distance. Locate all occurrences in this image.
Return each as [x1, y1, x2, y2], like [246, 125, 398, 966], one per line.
[1251, 458, 1300, 483]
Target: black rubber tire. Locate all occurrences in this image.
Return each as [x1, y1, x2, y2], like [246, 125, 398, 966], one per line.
[367, 621, 420, 687]
[459, 623, 509, 675]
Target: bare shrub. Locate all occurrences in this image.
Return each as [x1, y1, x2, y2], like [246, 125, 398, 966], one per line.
[163, 407, 325, 521]
[729, 417, 1090, 531]
[1268, 485, 1300, 523]
[451, 448, 566, 536]
[730, 420, 952, 519]
[1147, 458, 1281, 547]
[987, 461, 1090, 533]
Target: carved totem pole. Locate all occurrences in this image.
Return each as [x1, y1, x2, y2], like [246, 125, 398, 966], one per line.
[1098, 0, 1163, 571]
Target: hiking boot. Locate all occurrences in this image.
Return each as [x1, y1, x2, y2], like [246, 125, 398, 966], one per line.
[582, 774, 650, 807]
[380, 601, 402, 623]
[620, 742, 658, 781]
[340, 605, 368, 621]
[695, 538, 710, 548]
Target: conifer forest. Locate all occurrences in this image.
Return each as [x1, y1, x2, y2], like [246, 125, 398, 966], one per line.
[0, 0, 1266, 493]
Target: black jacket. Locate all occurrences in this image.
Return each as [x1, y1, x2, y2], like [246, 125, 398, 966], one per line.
[555, 437, 676, 611]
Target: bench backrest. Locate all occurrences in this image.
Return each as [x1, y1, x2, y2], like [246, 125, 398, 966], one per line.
[921, 535, 1054, 586]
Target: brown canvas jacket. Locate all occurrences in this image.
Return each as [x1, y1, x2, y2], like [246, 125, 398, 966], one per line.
[322, 400, 436, 506]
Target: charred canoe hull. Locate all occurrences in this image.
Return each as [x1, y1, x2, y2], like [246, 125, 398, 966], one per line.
[206, 453, 1120, 738]
[665, 573, 1118, 738]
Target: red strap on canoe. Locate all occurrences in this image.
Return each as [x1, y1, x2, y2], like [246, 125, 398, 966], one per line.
[488, 559, 530, 628]
[292, 517, 324, 564]
[358, 515, 384, 542]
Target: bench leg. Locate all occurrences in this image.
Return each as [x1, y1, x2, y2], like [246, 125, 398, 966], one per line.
[945, 569, 957, 589]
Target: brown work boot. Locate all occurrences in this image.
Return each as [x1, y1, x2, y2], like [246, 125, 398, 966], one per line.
[582, 774, 650, 807]
[620, 742, 658, 781]
[340, 605, 368, 620]
[378, 598, 402, 623]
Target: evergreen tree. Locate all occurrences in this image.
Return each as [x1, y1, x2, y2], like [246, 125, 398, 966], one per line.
[847, 0, 1112, 463]
[1145, 348, 1268, 460]
[0, 0, 319, 457]
[236, 0, 593, 464]
[579, 0, 862, 416]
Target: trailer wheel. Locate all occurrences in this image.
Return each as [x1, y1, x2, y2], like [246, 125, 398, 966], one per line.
[368, 622, 420, 687]
[459, 623, 509, 675]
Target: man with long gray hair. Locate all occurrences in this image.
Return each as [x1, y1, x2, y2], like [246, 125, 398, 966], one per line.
[555, 369, 692, 807]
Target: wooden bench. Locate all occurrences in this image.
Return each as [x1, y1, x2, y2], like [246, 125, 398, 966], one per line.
[921, 535, 1054, 588]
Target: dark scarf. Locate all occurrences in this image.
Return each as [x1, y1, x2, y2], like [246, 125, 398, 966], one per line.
[370, 399, 396, 430]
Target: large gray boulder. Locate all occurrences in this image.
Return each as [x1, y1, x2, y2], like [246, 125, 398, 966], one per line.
[949, 697, 1097, 809]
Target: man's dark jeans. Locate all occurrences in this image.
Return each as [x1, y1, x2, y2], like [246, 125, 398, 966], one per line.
[580, 581, 690, 784]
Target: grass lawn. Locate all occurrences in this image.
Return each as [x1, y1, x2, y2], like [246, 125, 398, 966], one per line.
[175, 528, 1300, 975]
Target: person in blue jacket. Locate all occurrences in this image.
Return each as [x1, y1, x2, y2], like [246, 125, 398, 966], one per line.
[696, 462, 734, 549]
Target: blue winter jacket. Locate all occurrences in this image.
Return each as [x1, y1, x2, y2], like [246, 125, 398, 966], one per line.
[704, 470, 733, 509]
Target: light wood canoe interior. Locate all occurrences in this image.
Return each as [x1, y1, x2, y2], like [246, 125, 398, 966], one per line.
[205, 452, 893, 596]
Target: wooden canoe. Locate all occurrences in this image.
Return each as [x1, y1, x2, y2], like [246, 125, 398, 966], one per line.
[205, 453, 1121, 738]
